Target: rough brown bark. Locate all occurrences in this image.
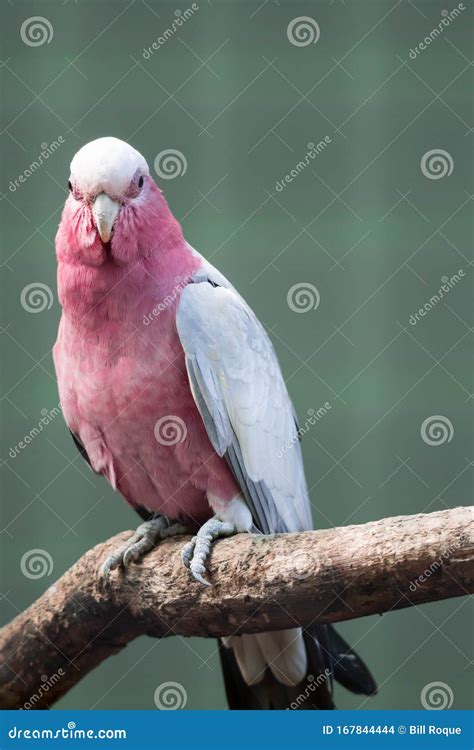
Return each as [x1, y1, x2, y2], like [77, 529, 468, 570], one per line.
[0, 506, 472, 709]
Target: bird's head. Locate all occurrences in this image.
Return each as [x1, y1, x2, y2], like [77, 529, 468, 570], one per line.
[56, 137, 182, 267]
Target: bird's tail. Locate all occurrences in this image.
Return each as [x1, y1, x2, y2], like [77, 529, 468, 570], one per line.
[219, 624, 376, 710]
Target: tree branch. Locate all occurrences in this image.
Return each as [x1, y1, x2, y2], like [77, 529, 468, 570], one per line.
[1, 507, 472, 709]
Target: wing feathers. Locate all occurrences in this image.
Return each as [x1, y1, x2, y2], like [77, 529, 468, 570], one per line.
[177, 276, 313, 534]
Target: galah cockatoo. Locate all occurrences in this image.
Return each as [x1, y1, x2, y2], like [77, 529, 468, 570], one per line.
[54, 137, 376, 709]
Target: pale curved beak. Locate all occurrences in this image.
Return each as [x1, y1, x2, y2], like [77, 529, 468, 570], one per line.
[92, 193, 120, 243]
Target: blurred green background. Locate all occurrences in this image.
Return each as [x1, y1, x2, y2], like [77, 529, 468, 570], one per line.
[1, 0, 472, 710]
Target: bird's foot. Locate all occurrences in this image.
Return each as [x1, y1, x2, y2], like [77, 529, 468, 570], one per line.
[101, 515, 187, 581]
[181, 517, 237, 586]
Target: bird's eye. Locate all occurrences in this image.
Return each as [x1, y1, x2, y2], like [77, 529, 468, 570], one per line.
[138, 176, 144, 189]
[68, 180, 73, 192]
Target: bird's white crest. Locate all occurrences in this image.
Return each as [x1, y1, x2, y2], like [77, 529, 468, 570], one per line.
[70, 137, 149, 198]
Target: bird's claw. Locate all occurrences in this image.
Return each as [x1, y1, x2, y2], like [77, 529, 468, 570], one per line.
[181, 517, 236, 586]
[181, 539, 196, 569]
[101, 516, 187, 581]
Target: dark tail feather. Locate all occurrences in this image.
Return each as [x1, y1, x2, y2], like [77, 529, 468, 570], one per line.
[219, 625, 376, 710]
[318, 624, 377, 696]
[219, 638, 334, 710]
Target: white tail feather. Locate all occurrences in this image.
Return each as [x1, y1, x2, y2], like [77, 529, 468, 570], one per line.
[224, 628, 307, 687]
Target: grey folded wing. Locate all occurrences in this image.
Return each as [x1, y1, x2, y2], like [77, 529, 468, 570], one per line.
[176, 276, 313, 534]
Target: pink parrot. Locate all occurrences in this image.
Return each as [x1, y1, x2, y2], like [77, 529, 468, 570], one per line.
[53, 137, 376, 709]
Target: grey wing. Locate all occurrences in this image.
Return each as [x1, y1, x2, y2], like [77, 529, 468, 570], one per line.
[176, 271, 313, 534]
